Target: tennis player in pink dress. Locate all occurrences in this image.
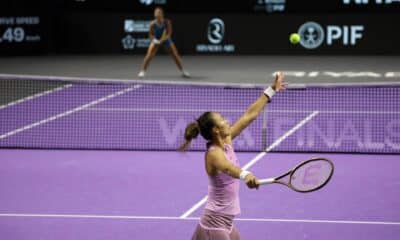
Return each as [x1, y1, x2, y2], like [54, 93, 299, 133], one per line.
[181, 72, 286, 240]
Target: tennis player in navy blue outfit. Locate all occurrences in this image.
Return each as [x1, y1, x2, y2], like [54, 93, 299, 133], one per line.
[138, 7, 190, 78]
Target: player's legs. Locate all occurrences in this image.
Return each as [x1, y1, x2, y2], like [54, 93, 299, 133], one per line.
[192, 209, 239, 240]
[164, 42, 190, 78]
[229, 226, 241, 240]
[191, 224, 231, 240]
[138, 43, 159, 77]
[164, 42, 183, 70]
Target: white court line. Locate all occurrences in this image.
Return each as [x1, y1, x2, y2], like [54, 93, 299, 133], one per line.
[0, 213, 398, 226]
[0, 85, 142, 140]
[0, 84, 73, 110]
[179, 111, 319, 219]
[87, 108, 400, 114]
[179, 196, 208, 219]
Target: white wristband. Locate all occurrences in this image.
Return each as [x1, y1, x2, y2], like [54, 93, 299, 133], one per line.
[240, 170, 251, 180]
[263, 86, 276, 99]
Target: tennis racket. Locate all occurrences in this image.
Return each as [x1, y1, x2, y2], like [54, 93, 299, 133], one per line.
[160, 30, 167, 41]
[258, 157, 334, 193]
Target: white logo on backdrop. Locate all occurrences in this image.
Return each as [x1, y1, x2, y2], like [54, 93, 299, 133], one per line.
[122, 19, 152, 50]
[121, 35, 136, 49]
[207, 18, 225, 44]
[196, 18, 235, 53]
[297, 21, 364, 50]
[124, 20, 151, 33]
[138, 0, 167, 5]
[298, 21, 325, 49]
[139, 0, 153, 6]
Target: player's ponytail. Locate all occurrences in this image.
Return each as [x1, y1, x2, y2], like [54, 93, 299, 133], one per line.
[179, 121, 200, 151]
[179, 112, 215, 151]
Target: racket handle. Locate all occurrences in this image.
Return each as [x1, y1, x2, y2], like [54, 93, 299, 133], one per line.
[258, 178, 275, 185]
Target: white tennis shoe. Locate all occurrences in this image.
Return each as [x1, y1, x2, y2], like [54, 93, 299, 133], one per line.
[181, 70, 190, 78]
[138, 71, 146, 78]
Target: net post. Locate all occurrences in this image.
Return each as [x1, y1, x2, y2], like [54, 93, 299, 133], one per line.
[261, 108, 268, 151]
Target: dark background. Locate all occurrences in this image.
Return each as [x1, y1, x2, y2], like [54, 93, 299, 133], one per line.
[0, 0, 399, 55]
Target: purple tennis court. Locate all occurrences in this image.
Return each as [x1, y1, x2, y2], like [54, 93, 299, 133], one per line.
[1, 74, 400, 239]
[0, 150, 399, 240]
[1, 1, 400, 238]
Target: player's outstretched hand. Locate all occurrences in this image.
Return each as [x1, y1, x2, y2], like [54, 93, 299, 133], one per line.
[272, 71, 287, 92]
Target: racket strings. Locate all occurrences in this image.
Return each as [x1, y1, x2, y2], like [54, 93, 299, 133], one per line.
[290, 159, 333, 192]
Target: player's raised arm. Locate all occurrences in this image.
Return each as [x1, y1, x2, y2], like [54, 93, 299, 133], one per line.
[230, 72, 286, 139]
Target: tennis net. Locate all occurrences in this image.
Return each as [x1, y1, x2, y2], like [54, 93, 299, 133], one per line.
[1, 74, 399, 153]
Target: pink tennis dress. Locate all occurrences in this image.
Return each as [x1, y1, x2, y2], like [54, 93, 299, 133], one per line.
[191, 143, 241, 240]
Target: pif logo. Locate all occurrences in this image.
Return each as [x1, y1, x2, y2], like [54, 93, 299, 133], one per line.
[297, 21, 364, 49]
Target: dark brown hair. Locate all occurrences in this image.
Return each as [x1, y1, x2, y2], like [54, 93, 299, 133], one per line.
[180, 112, 216, 151]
